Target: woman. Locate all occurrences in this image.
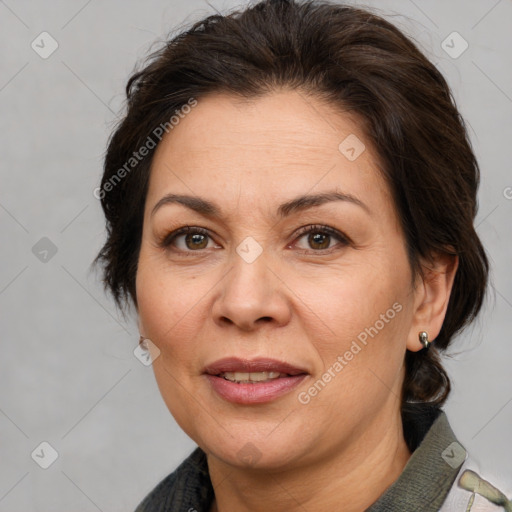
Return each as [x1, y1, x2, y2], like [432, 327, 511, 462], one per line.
[94, 0, 510, 510]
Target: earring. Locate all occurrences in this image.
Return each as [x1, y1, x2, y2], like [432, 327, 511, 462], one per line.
[418, 331, 430, 350]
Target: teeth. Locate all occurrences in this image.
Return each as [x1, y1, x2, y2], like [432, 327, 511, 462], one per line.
[222, 371, 283, 383]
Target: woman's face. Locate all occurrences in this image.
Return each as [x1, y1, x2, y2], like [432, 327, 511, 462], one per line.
[136, 90, 427, 470]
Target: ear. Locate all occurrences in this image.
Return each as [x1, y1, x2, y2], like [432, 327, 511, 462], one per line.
[406, 252, 459, 352]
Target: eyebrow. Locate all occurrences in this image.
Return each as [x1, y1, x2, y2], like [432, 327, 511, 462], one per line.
[150, 190, 370, 219]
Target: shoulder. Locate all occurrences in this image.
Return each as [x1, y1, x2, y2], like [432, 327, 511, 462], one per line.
[368, 406, 511, 511]
[440, 455, 512, 512]
[424, 411, 511, 511]
[134, 447, 214, 512]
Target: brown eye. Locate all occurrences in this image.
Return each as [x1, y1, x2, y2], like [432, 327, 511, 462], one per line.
[184, 232, 208, 250]
[294, 225, 350, 253]
[160, 226, 218, 253]
[308, 232, 331, 250]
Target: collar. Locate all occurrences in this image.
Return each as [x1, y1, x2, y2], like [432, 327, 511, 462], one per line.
[366, 406, 466, 511]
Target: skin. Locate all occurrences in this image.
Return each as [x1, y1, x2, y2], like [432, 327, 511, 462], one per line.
[136, 89, 458, 512]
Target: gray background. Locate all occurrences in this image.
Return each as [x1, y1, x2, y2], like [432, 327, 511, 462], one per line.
[1, 0, 511, 510]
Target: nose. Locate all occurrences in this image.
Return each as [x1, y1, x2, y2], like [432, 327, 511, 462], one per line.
[211, 247, 292, 332]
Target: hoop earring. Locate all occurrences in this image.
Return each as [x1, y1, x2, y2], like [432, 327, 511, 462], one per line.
[418, 331, 430, 350]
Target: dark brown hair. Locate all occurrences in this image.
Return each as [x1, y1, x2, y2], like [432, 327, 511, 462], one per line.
[94, 0, 489, 427]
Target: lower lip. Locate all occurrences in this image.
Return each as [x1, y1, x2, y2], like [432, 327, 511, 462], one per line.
[205, 374, 308, 404]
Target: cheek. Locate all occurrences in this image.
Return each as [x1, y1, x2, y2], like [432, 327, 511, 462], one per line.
[136, 253, 208, 363]
[288, 256, 409, 339]
[291, 259, 412, 395]
[136, 260, 209, 438]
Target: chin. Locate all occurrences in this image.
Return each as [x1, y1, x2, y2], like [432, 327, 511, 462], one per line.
[195, 422, 315, 472]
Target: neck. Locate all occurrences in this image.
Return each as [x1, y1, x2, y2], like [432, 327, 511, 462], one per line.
[207, 407, 411, 512]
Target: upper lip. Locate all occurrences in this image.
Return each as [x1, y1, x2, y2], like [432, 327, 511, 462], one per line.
[203, 357, 308, 376]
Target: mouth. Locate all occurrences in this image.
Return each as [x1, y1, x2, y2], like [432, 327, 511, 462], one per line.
[218, 371, 295, 383]
[203, 357, 309, 404]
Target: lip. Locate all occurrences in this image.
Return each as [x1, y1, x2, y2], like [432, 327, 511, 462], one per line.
[203, 357, 308, 376]
[203, 357, 309, 404]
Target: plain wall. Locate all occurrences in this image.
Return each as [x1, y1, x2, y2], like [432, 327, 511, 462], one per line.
[0, 0, 511, 510]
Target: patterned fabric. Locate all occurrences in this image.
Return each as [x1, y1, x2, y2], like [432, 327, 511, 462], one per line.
[134, 408, 510, 511]
[440, 460, 512, 512]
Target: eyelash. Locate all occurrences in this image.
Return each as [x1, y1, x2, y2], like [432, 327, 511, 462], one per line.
[158, 224, 350, 256]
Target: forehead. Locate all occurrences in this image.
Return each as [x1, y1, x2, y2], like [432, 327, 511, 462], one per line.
[146, 90, 391, 215]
